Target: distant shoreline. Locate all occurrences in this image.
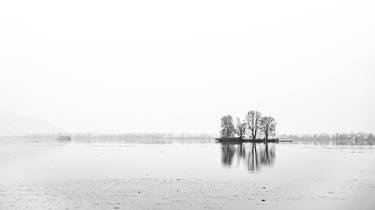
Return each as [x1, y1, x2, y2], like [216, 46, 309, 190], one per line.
[0, 134, 374, 145]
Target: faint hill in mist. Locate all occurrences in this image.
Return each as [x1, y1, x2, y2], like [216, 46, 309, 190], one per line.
[0, 110, 62, 136]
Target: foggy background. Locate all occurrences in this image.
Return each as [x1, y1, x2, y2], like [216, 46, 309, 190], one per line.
[1, 0, 374, 135]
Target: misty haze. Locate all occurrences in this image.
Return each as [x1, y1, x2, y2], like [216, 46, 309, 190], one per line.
[1, 0, 375, 209]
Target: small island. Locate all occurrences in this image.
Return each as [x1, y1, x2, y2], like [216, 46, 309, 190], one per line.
[216, 110, 280, 143]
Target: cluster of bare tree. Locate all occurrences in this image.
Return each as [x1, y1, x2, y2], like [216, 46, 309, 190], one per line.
[220, 110, 276, 140]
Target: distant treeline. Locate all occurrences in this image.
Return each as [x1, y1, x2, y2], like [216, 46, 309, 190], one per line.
[278, 132, 375, 141]
[9, 132, 375, 142]
[73, 133, 212, 140]
[25, 133, 213, 141]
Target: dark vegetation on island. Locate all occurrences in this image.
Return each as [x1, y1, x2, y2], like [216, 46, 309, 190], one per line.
[218, 110, 277, 142]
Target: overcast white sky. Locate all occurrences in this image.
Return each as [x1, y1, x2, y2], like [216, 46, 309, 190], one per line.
[1, 0, 374, 135]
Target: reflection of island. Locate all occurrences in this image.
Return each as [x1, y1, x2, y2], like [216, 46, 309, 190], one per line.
[221, 143, 275, 172]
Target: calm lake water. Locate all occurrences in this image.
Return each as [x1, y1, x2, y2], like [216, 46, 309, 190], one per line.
[0, 139, 375, 209]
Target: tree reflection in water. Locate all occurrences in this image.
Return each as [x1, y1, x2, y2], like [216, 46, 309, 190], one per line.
[221, 143, 275, 172]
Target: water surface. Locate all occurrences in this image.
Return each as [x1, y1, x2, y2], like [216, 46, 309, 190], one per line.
[0, 138, 374, 209]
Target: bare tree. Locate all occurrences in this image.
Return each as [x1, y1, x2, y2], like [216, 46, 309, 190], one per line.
[235, 117, 246, 139]
[259, 116, 276, 140]
[220, 115, 235, 138]
[245, 110, 262, 139]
